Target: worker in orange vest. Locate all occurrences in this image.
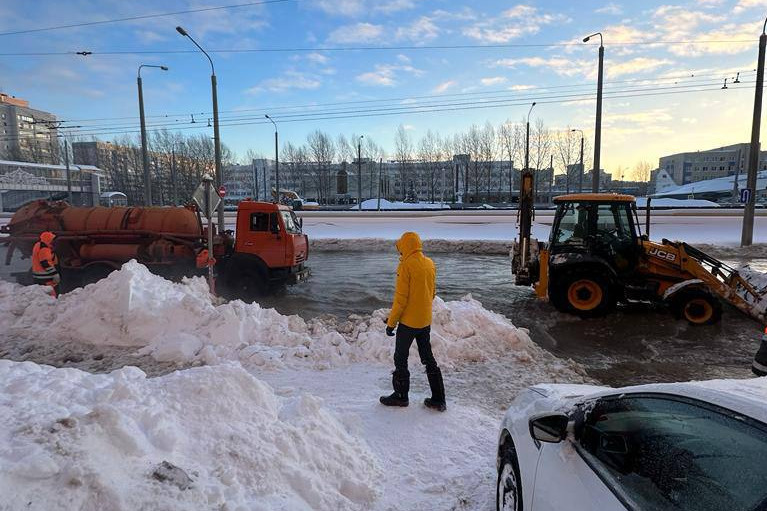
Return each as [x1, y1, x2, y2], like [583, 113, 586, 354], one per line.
[31, 231, 60, 297]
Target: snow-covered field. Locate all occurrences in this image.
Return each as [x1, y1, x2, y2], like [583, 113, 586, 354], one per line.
[0, 262, 589, 510]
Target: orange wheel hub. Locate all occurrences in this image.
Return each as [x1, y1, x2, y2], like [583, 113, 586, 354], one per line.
[684, 298, 713, 324]
[567, 279, 603, 311]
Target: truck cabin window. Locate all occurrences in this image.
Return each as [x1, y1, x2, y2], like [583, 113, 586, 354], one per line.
[280, 211, 301, 234]
[553, 202, 589, 245]
[250, 212, 269, 232]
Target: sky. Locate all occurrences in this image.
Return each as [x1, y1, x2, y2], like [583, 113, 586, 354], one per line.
[2, 0, 767, 177]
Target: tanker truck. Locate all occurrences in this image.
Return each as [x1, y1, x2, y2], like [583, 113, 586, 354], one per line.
[0, 199, 309, 300]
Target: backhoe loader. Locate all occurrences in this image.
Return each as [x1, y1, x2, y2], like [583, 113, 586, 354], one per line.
[511, 169, 767, 325]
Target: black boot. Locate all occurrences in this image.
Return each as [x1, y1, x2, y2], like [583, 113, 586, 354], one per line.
[424, 368, 446, 412]
[380, 370, 409, 407]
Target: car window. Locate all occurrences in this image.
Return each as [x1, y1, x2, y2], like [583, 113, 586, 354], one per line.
[575, 394, 767, 511]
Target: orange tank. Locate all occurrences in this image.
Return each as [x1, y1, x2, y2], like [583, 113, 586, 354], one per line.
[4, 200, 202, 267]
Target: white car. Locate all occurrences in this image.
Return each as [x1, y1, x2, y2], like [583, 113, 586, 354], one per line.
[496, 381, 767, 511]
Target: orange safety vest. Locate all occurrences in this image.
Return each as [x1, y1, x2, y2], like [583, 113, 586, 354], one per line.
[196, 249, 216, 269]
[32, 241, 59, 280]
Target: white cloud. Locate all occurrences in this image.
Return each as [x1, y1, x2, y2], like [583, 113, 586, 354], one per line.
[395, 16, 439, 43]
[247, 70, 321, 93]
[311, 0, 416, 17]
[609, 57, 673, 77]
[356, 63, 423, 87]
[402, 124, 416, 131]
[493, 57, 591, 78]
[734, 0, 767, 13]
[509, 84, 535, 91]
[432, 80, 456, 93]
[462, 5, 569, 43]
[595, 3, 623, 15]
[327, 22, 384, 43]
[480, 76, 508, 86]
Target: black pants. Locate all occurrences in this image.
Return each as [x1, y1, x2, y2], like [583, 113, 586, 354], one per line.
[394, 324, 439, 376]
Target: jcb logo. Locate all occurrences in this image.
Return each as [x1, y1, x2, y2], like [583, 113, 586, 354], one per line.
[648, 248, 677, 262]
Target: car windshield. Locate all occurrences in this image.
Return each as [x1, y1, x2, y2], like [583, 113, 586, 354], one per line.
[280, 210, 301, 234]
[552, 202, 589, 245]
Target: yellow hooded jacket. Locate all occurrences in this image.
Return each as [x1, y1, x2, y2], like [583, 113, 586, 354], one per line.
[387, 232, 436, 329]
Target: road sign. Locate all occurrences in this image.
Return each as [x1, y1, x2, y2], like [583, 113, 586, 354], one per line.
[218, 185, 227, 197]
[192, 181, 221, 217]
[741, 188, 752, 204]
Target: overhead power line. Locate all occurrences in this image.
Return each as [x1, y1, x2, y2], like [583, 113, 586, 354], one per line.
[0, 82, 755, 144]
[0, 39, 758, 56]
[0, 0, 291, 37]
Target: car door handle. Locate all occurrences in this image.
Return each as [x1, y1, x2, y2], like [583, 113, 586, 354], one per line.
[245, 242, 254, 246]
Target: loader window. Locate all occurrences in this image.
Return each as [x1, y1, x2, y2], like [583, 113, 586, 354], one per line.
[596, 204, 633, 240]
[552, 202, 589, 245]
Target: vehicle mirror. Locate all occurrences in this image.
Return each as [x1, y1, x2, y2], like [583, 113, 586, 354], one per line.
[299, 217, 303, 229]
[600, 433, 629, 454]
[529, 413, 569, 443]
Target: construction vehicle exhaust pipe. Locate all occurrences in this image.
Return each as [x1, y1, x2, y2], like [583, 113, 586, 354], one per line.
[752, 327, 767, 376]
[645, 197, 651, 238]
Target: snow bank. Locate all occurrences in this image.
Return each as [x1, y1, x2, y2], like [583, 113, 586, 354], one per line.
[0, 360, 381, 511]
[310, 237, 511, 254]
[0, 261, 577, 374]
[636, 197, 720, 208]
[352, 199, 451, 210]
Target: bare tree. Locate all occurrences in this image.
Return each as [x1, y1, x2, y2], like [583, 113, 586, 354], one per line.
[498, 120, 523, 200]
[479, 122, 496, 199]
[307, 130, 335, 204]
[394, 125, 413, 200]
[417, 130, 442, 202]
[554, 128, 580, 193]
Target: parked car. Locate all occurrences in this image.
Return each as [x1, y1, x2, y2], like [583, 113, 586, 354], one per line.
[496, 381, 767, 511]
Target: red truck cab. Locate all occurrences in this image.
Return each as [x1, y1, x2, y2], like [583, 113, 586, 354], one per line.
[219, 201, 310, 298]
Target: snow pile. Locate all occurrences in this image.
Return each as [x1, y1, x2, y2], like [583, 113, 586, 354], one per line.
[0, 261, 578, 375]
[352, 199, 451, 210]
[739, 265, 767, 316]
[0, 360, 381, 511]
[635, 197, 720, 208]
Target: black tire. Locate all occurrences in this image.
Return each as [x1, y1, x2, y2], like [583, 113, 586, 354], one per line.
[496, 436, 523, 511]
[220, 264, 268, 302]
[549, 268, 616, 318]
[669, 287, 722, 326]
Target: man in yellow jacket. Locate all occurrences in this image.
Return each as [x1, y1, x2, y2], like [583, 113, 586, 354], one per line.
[380, 231, 446, 411]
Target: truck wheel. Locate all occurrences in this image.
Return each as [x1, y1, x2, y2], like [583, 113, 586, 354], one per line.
[670, 288, 722, 325]
[550, 269, 615, 317]
[221, 267, 268, 302]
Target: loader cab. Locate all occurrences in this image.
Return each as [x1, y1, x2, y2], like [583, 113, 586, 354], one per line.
[550, 194, 640, 274]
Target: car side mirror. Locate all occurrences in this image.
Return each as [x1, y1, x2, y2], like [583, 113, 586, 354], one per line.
[529, 413, 569, 443]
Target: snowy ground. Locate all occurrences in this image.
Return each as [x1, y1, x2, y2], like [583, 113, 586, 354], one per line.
[0, 262, 589, 511]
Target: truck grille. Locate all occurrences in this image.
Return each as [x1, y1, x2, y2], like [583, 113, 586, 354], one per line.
[295, 252, 306, 264]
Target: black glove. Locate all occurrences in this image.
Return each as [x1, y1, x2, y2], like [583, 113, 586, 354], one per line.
[386, 326, 395, 337]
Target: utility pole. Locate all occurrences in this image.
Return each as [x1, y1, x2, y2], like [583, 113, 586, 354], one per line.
[548, 154, 554, 204]
[584, 33, 604, 193]
[171, 149, 178, 205]
[358, 135, 364, 210]
[265, 115, 279, 203]
[64, 138, 72, 204]
[509, 160, 514, 203]
[377, 157, 383, 211]
[137, 64, 168, 206]
[742, 18, 767, 246]
[252, 160, 258, 200]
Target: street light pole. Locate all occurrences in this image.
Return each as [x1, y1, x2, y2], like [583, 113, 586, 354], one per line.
[357, 135, 364, 211]
[572, 128, 584, 193]
[176, 26, 224, 229]
[525, 102, 536, 172]
[742, 18, 767, 246]
[137, 64, 168, 206]
[584, 32, 604, 193]
[265, 115, 279, 203]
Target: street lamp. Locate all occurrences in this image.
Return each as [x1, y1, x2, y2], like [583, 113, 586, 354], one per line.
[571, 128, 584, 193]
[265, 114, 279, 203]
[137, 64, 168, 206]
[357, 135, 364, 211]
[583, 32, 604, 193]
[176, 25, 224, 229]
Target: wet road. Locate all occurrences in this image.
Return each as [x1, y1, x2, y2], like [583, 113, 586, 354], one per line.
[260, 250, 767, 387]
[2, 246, 765, 387]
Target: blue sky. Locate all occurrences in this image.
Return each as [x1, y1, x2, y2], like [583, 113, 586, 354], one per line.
[1, 0, 767, 174]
